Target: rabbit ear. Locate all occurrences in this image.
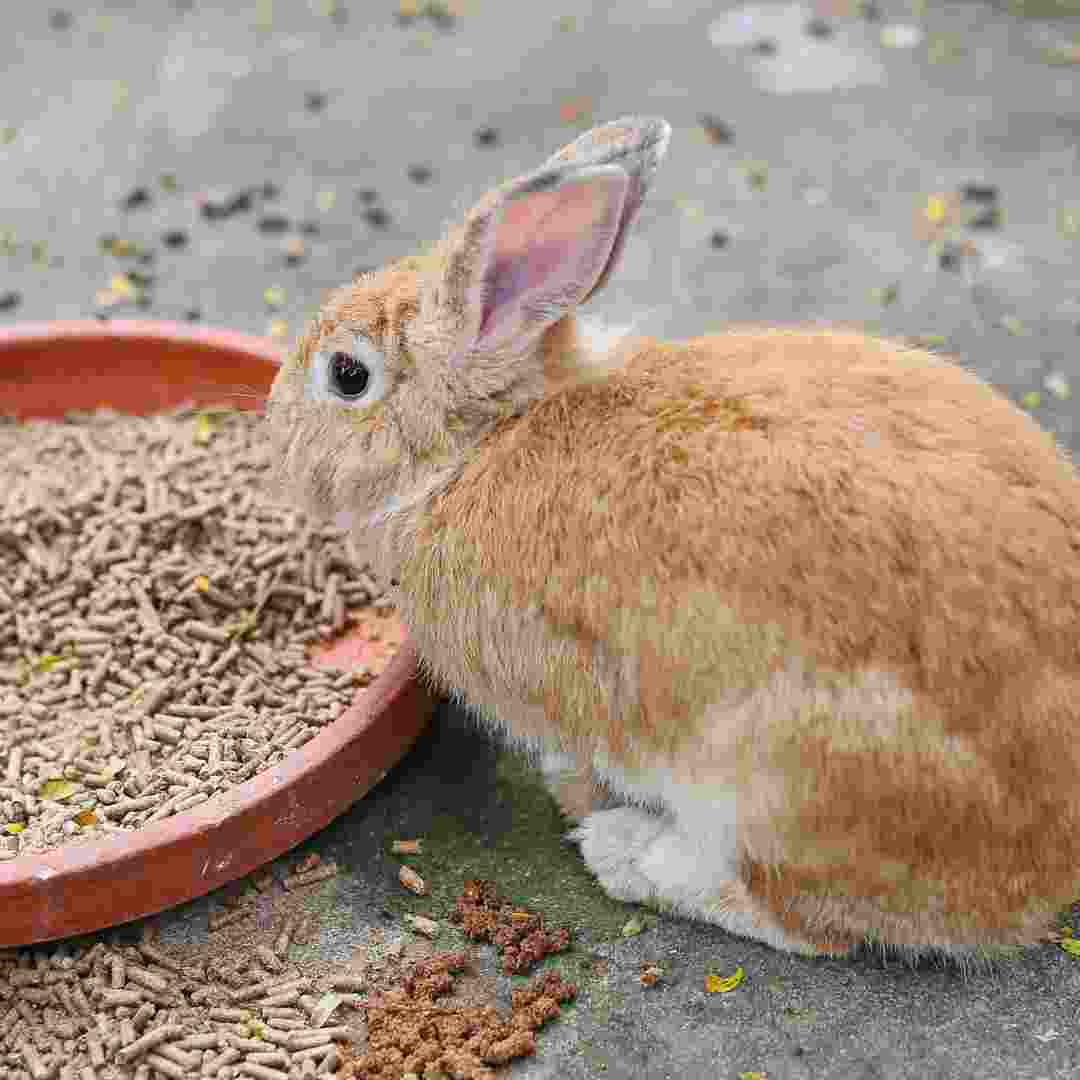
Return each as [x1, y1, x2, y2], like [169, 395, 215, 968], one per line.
[442, 117, 670, 360]
[541, 116, 671, 302]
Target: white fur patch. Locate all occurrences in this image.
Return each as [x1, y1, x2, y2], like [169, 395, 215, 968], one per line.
[570, 804, 825, 955]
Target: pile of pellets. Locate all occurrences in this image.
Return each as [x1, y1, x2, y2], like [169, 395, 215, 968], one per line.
[0, 868, 578, 1080]
[0, 405, 398, 858]
[0, 856, 364, 1080]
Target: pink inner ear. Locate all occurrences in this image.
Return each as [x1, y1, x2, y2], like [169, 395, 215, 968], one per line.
[477, 173, 627, 344]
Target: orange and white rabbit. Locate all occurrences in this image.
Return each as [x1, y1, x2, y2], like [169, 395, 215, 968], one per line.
[266, 117, 1080, 962]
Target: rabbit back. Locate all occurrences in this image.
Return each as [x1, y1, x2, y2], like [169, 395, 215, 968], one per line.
[397, 323, 1080, 951]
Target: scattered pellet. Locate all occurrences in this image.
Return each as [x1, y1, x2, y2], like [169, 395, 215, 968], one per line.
[282, 862, 338, 890]
[143, 1052, 187, 1080]
[247, 1052, 290, 1068]
[86, 1034, 105, 1067]
[131, 1001, 157, 1029]
[238, 1063, 291, 1080]
[254, 946, 284, 974]
[397, 865, 427, 896]
[126, 966, 170, 994]
[99, 988, 144, 1007]
[272, 917, 296, 959]
[115, 1024, 184, 1063]
[208, 1008, 252, 1023]
[153, 1042, 201, 1070]
[403, 914, 439, 938]
[210, 907, 252, 932]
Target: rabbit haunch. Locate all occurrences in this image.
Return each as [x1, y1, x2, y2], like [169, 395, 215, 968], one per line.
[266, 116, 1080, 961]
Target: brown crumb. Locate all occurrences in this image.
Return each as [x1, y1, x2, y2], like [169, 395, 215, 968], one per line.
[449, 880, 572, 975]
[346, 953, 576, 1080]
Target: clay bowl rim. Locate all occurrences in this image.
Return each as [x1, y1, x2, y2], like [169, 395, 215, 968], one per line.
[0, 318, 434, 947]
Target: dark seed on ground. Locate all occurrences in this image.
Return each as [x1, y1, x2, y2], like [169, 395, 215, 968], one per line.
[257, 215, 290, 234]
[0, 289, 21, 312]
[261, 181, 280, 201]
[138, 251, 156, 265]
[355, 188, 378, 205]
[121, 187, 152, 212]
[699, 114, 735, 145]
[968, 207, 1002, 230]
[428, 8, 457, 31]
[299, 220, 320, 236]
[201, 188, 255, 221]
[304, 91, 327, 112]
[751, 37, 778, 55]
[407, 164, 433, 184]
[938, 243, 963, 270]
[49, 9, 72, 29]
[709, 229, 730, 250]
[473, 125, 499, 148]
[184, 308, 202, 321]
[961, 183, 998, 204]
[805, 17, 833, 37]
[363, 207, 390, 229]
[162, 230, 188, 249]
[859, 0, 881, 19]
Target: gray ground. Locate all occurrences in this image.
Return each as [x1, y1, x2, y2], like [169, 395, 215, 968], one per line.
[5, 1, 1080, 1076]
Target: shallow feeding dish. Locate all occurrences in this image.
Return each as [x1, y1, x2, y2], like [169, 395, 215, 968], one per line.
[0, 320, 434, 946]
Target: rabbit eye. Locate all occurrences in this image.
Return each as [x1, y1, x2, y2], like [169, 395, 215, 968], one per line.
[310, 336, 386, 407]
[329, 350, 370, 399]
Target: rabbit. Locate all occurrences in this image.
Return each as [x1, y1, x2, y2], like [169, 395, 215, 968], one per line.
[265, 115, 1080, 964]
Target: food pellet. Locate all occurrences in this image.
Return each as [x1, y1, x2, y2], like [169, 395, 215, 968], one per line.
[144, 1052, 187, 1080]
[115, 1025, 184, 1063]
[282, 863, 338, 890]
[397, 865, 427, 896]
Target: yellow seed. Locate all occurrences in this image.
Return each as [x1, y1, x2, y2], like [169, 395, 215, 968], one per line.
[193, 414, 214, 445]
[263, 285, 286, 309]
[924, 195, 947, 224]
[110, 273, 136, 298]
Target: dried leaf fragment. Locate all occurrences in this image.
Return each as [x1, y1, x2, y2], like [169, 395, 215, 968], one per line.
[705, 966, 745, 994]
[263, 285, 286, 308]
[38, 778, 79, 801]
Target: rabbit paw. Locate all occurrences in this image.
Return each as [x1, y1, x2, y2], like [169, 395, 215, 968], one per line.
[568, 806, 672, 904]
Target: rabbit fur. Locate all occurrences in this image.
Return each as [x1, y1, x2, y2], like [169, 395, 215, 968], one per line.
[266, 116, 1080, 963]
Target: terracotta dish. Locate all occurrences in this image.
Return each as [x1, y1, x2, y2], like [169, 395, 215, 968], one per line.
[0, 320, 434, 946]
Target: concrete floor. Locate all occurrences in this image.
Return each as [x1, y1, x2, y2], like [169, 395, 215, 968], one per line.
[5, 0, 1080, 1076]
